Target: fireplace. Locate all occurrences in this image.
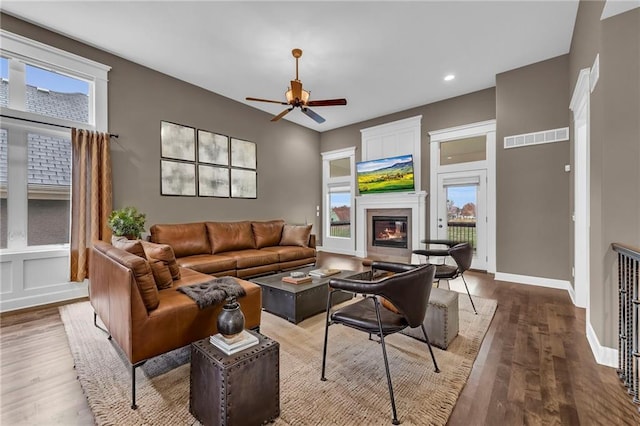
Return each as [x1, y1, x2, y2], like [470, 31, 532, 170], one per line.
[372, 215, 408, 248]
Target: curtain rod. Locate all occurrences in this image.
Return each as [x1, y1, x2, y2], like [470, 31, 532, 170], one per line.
[0, 114, 119, 138]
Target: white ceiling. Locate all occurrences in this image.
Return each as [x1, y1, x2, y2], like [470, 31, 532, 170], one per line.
[2, 1, 580, 132]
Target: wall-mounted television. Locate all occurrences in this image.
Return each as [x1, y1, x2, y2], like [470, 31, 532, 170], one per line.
[356, 154, 415, 195]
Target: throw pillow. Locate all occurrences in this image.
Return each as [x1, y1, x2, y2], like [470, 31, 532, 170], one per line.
[279, 224, 312, 247]
[252, 220, 285, 248]
[140, 240, 181, 280]
[206, 221, 256, 254]
[149, 259, 173, 290]
[112, 236, 147, 259]
[125, 254, 159, 311]
[380, 296, 401, 314]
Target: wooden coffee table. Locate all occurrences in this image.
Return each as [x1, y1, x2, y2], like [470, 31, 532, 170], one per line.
[249, 266, 358, 324]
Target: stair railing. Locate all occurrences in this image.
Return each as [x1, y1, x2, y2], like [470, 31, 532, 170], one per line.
[613, 242, 640, 411]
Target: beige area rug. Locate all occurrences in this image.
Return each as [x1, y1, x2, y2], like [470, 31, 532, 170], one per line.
[60, 295, 497, 425]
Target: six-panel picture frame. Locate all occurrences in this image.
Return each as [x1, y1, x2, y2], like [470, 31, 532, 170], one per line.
[160, 121, 257, 198]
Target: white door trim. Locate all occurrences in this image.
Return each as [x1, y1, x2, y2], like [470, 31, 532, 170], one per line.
[569, 68, 591, 310]
[429, 120, 496, 273]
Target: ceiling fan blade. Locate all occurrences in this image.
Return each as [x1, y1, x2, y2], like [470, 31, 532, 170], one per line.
[246, 97, 288, 105]
[307, 98, 348, 107]
[301, 108, 325, 124]
[291, 80, 303, 101]
[271, 108, 293, 122]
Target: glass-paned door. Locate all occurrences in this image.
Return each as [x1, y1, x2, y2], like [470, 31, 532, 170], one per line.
[437, 170, 486, 270]
[329, 187, 351, 238]
[321, 148, 356, 255]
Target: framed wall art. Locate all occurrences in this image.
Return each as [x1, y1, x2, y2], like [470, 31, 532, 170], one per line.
[198, 130, 229, 166]
[230, 168, 257, 199]
[198, 164, 230, 197]
[161, 121, 196, 161]
[230, 138, 256, 170]
[161, 160, 196, 196]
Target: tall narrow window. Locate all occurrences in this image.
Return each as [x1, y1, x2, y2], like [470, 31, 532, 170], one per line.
[1, 57, 8, 108]
[27, 132, 71, 245]
[0, 128, 7, 248]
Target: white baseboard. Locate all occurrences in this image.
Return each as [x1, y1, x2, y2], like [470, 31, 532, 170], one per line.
[586, 321, 618, 368]
[494, 272, 572, 291]
[316, 246, 357, 257]
[0, 283, 88, 313]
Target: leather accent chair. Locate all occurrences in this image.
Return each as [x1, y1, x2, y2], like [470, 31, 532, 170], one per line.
[412, 238, 458, 264]
[321, 261, 439, 425]
[430, 242, 477, 315]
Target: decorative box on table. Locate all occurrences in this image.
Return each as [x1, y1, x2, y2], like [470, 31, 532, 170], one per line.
[190, 331, 280, 426]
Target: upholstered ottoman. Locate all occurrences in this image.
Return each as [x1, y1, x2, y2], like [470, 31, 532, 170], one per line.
[402, 287, 459, 349]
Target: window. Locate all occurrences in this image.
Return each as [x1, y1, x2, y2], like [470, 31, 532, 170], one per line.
[27, 131, 71, 245]
[439, 136, 486, 166]
[0, 30, 110, 250]
[329, 187, 351, 238]
[25, 64, 90, 123]
[0, 128, 7, 248]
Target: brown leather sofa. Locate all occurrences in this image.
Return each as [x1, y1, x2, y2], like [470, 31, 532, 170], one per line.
[150, 219, 316, 278]
[89, 240, 262, 409]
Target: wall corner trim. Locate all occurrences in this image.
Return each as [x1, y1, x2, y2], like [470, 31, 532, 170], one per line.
[586, 322, 618, 368]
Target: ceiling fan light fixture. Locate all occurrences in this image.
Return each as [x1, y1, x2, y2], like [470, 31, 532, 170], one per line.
[285, 88, 310, 104]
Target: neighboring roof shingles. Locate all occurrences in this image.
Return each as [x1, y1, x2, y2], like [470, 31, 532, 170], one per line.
[0, 81, 87, 186]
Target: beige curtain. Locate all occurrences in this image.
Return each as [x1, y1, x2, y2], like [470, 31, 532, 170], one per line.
[70, 129, 113, 282]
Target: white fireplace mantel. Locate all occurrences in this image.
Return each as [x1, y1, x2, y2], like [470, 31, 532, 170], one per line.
[355, 191, 428, 259]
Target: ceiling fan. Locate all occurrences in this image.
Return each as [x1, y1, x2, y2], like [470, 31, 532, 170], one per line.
[246, 48, 347, 124]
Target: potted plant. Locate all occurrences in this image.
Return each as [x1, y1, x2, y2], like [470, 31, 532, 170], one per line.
[108, 206, 146, 240]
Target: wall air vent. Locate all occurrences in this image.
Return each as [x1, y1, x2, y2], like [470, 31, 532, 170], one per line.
[504, 127, 569, 149]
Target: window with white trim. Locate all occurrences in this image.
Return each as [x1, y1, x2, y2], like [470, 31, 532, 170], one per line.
[0, 30, 110, 250]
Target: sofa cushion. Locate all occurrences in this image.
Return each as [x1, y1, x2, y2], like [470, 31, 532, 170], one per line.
[252, 220, 285, 249]
[261, 246, 316, 262]
[206, 221, 256, 254]
[111, 236, 147, 259]
[149, 259, 173, 290]
[141, 240, 181, 280]
[150, 223, 211, 258]
[222, 249, 280, 269]
[104, 248, 159, 311]
[176, 254, 237, 275]
[280, 224, 312, 247]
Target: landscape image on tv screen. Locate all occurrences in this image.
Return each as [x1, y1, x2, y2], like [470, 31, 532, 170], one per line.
[356, 154, 415, 195]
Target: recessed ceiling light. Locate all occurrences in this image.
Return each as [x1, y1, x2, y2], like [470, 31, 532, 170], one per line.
[444, 74, 455, 81]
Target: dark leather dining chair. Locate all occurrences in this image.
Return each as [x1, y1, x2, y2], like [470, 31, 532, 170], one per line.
[321, 261, 439, 425]
[430, 242, 477, 315]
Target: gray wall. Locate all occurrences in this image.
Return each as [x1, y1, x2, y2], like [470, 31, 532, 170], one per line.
[1, 14, 323, 234]
[569, 1, 640, 347]
[496, 55, 571, 280]
[320, 88, 497, 238]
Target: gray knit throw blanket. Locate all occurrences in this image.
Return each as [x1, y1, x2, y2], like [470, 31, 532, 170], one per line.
[177, 276, 246, 309]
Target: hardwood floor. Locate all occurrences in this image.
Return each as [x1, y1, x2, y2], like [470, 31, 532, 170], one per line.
[1, 252, 639, 425]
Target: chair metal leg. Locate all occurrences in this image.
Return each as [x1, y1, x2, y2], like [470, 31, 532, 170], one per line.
[420, 324, 440, 373]
[321, 291, 334, 381]
[461, 275, 477, 314]
[374, 300, 400, 425]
